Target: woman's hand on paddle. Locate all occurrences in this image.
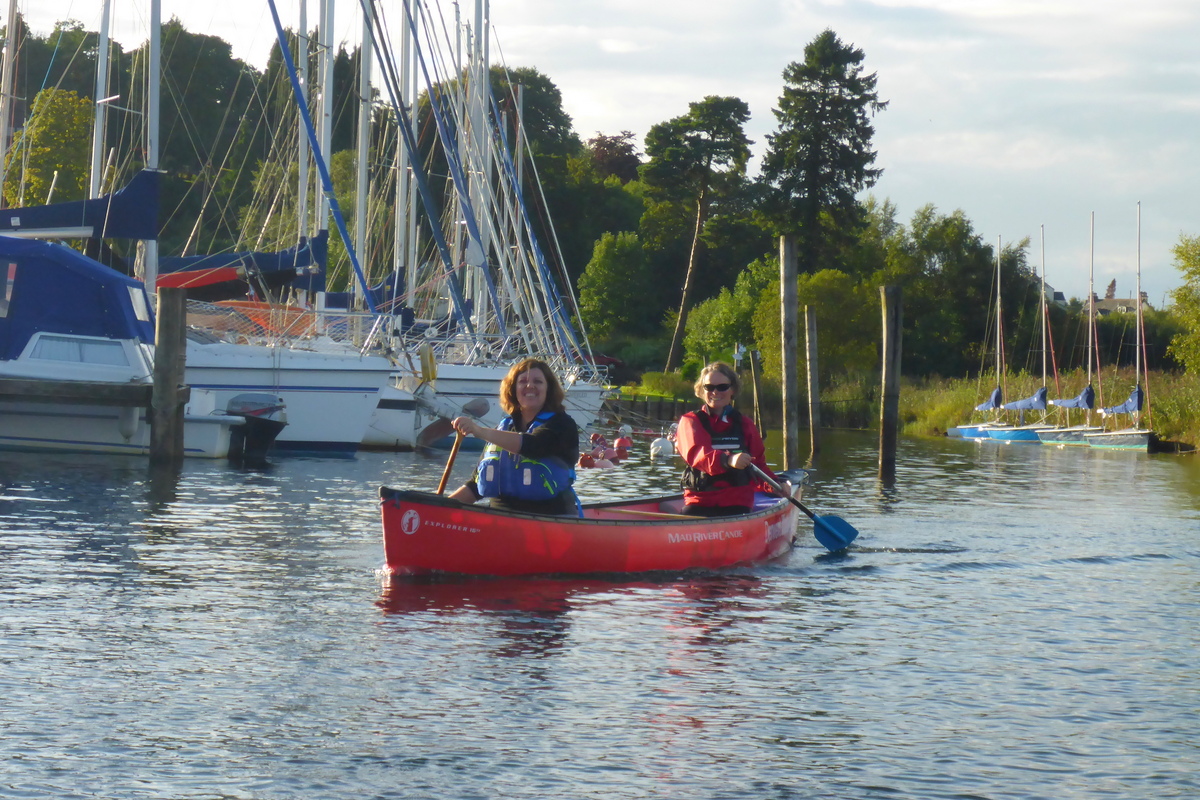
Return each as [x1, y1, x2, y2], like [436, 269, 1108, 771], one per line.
[452, 416, 481, 438]
[727, 451, 752, 470]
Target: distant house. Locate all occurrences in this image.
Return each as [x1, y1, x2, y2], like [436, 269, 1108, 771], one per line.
[1042, 281, 1067, 305]
[1093, 293, 1152, 315]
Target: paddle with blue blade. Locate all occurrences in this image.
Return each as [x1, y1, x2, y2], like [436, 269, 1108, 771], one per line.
[749, 463, 858, 552]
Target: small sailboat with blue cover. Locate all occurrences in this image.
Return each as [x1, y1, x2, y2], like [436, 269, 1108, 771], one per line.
[1083, 204, 1155, 452]
[947, 237, 1007, 440]
[1084, 385, 1152, 450]
[988, 386, 1052, 442]
[988, 227, 1054, 443]
[1038, 214, 1103, 446]
[1037, 384, 1102, 445]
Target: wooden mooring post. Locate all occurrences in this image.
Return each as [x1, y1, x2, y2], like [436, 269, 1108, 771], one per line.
[779, 235, 800, 469]
[805, 304, 821, 459]
[150, 287, 189, 465]
[879, 285, 902, 480]
[749, 349, 764, 436]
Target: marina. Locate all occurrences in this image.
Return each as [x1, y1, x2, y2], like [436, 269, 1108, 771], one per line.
[3, 430, 1198, 798]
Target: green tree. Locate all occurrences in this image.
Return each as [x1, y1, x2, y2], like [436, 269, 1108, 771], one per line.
[641, 95, 752, 372]
[759, 29, 886, 274]
[751, 268, 876, 383]
[490, 66, 581, 159]
[578, 231, 657, 340]
[684, 256, 777, 363]
[4, 88, 92, 206]
[1167, 234, 1200, 372]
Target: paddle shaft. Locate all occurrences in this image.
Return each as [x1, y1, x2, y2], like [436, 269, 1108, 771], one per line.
[748, 463, 818, 523]
[606, 507, 695, 520]
[436, 431, 465, 495]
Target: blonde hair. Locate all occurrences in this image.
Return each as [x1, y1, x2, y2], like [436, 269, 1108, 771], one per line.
[499, 358, 566, 416]
[693, 361, 740, 400]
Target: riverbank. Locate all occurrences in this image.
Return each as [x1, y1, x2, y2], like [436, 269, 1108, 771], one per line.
[898, 369, 1200, 449]
[615, 368, 1200, 450]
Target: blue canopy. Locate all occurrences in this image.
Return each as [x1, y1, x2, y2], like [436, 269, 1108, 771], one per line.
[1004, 386, 1048, 411]
[1050, 384, 1095, 410]
[975, 387, 1002, 411]
[0, 170, 160, 240]
[0, 236, 155, 360]
[160, 231, 327, 302]
[1101, 386, 1144, 416]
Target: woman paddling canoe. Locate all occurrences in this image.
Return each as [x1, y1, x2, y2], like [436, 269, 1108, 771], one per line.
[447, 358, 581, 516]
[676, 361, 784, 517]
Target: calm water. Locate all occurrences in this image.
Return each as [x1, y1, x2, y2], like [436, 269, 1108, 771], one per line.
[2, 431, 1198, 799]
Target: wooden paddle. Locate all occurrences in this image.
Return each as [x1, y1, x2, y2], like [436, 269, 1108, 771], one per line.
[436, 431, 465, 495]
[606, 507, 694, 520]
[749, 463, 858, 552]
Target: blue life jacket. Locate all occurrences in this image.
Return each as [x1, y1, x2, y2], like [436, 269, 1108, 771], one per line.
[476, 412, 577, 502]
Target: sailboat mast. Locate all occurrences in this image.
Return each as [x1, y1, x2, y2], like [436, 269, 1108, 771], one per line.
[0, 0, 17, 205]
[1088, 212, 1095, 388]
[355, 0, 373, 310]
[89, 0, 113, 199]
[1135, 201, 1142, 384]
[995, 235, 1003, 386]
[1039, 225, 1047, 386]
[318, 0, 334, 246]
[142, 0, 161, 294]
[297, 0, 310, 241]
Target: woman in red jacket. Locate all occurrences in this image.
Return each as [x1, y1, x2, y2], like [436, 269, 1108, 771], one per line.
[675, 361, 782, 517]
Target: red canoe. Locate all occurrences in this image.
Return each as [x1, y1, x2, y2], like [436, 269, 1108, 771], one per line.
[379, 487, 801, 577]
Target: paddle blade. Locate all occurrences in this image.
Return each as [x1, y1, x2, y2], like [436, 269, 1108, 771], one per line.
[812, 514, 858, 552]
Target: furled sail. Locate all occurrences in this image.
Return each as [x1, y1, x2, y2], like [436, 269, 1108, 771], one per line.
[1049, 384, 1095, 410]
[1100, 386, 1143, 417]
[1003, 386, 1048, 411]
[975, 387, 1002, 411]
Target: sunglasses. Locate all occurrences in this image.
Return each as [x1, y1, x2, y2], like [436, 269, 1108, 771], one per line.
[703, 383, 732, 393]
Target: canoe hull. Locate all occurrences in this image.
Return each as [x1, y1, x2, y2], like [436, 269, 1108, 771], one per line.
[379, 488, 800, 577]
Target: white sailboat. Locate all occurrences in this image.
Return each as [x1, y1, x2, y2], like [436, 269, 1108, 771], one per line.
[1038, 212, 1103, 445]
[948, 236, 1006, 440]
[1084, 203, 1154, 451]
[988, 226, 1055, 443]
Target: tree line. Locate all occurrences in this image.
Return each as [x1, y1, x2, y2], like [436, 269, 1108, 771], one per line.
[5, 15, 1197, 389]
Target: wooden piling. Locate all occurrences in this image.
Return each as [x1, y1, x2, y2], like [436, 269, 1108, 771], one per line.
[150, 287, 188, 465]
[879, 285, 903, 479]
[780, 235, 799, 469]
[749, 349, 764, 436]
[805, 305, 821, 458]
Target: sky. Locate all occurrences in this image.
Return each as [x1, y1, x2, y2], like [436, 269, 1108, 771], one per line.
[21, 0, 1200, 307]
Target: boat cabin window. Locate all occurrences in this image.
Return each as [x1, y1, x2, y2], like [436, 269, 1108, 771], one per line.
[128, 286, 151, 322]
[0, 262, 14, 318]
[30, 334, 130, 366]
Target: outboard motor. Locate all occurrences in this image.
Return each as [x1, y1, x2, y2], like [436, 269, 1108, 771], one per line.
[225, 393, 287, 466]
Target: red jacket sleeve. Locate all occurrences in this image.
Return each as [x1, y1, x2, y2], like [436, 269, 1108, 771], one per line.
[676, 412, 734, 478]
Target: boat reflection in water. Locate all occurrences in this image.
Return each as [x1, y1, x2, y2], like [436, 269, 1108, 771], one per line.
[376, 573, 770, 660]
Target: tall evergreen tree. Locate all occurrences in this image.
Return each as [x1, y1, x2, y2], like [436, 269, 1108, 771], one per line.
[759, 29, 886, 274]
